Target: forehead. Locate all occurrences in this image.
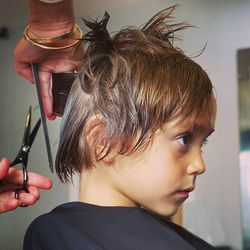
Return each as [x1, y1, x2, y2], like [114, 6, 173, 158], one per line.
[164, 94, 216, 134]
[164, 113, 215, 135]
[184, 117, 215, 134]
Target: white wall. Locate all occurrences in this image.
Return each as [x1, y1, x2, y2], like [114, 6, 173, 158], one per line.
[1, 0, 249, 249]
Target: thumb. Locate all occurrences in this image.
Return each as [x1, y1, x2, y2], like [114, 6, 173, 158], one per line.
[0, 158, 10, 180]
[15, 65, 34, 84]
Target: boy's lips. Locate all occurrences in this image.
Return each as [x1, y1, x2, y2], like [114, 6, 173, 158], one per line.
[176, 186, 195, 198]
[180, 186, 195, 193]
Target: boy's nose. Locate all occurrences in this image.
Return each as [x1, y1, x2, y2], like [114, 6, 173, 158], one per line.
[186, 149, 206, 176]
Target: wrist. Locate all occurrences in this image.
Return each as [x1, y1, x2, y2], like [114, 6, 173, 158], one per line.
[23, 24, 83, 50]
[28, 18, 75, 39]
[39, 0, 63, 3]
[28, 0, 74, 37]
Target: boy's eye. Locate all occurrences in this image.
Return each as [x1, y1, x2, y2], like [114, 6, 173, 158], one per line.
[176, 134, 191, 146]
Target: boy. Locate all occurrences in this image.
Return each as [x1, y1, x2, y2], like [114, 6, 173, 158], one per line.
[24, 6, 216, 250]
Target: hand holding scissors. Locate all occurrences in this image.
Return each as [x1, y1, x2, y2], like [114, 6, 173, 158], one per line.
[0, 107, 52, 212]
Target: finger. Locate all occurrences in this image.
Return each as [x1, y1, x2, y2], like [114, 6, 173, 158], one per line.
[0, 183, 19, 193]
[0, 199, 19, 213]
[28, 172, 53, 189]
[14, 39, 34, 84]
[17, 67, 34, 84]
[38, 71, 56, 120]
[5, 168, 53, 190]
[18, 186, 40, 206]
[0, 157, 10, 180]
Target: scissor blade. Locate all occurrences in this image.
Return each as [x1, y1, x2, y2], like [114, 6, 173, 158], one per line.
[22, 106, 32, 147]
[31, 64, 54, 173]
[29, 118, 41, 148]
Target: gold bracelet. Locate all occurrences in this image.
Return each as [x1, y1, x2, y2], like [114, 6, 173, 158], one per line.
[23, 24, 83, 50]
[27, 25, 76, 44]
[39, 0, 63, 3]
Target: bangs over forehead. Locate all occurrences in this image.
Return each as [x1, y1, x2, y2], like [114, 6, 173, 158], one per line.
[134, 53, 216, 132]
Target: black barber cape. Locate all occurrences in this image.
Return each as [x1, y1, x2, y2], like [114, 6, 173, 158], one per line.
[23, 202, 215, 250]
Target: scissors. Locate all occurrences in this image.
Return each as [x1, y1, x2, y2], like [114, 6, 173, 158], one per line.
[10, 106, 41, 206]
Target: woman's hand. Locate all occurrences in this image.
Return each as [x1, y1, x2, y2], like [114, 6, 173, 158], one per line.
[14, 37, 84, 120]
[0, 157, 52, 213]
[14, 0, 81, 119]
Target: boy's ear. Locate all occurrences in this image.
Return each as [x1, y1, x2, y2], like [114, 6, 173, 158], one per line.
[85, 115, 116, 164]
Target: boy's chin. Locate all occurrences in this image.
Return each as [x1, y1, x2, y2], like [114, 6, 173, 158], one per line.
[144, 204, 180, 219]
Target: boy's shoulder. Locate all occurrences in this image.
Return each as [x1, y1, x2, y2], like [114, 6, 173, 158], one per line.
[23, 202, 101, 250]
[24, 202, 215, 250]
[26, 202, 83, 228]
[25, 201, 90, 232]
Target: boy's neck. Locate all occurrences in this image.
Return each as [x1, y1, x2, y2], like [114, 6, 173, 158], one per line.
[79, 168, 137, 207]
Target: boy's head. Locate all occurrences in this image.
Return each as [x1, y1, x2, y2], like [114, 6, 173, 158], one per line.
[55, 6, 216, 185]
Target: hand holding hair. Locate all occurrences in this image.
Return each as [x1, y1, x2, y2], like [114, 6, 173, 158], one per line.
[14, 0, 83, 120]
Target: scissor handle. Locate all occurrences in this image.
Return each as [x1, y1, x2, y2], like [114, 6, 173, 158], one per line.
[14, 163, 29, 207]
[15, 187, 29, 207]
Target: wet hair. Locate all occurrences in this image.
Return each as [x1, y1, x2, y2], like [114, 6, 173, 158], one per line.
[55, 5, 216, 182]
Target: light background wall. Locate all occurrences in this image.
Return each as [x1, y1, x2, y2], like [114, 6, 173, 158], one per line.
[0, 0, 249, 249]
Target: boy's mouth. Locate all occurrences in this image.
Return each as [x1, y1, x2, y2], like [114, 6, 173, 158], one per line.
[176, 186, 195, 198]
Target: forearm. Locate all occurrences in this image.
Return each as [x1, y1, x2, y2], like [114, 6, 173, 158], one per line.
[28, 0, 75, 36]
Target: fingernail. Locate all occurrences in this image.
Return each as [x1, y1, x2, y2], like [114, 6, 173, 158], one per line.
[0, 157, 9, 165]
[0, 157, 7, 165]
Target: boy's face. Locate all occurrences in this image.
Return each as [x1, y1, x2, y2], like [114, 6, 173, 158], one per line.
[108, 112, 215, 217]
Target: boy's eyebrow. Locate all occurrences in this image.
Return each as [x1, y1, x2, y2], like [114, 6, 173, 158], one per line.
[180, 123, 215, 135]
[192, 124, 215, 136]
